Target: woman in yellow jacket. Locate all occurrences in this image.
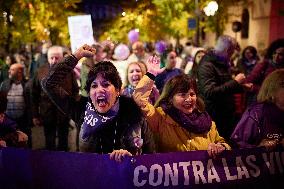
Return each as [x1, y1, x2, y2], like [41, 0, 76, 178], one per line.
[133, 55, 231, 158]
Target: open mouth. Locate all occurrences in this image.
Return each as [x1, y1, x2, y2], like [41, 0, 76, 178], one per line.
[131, 76, 140, 82]
[97, 96, 107, 107]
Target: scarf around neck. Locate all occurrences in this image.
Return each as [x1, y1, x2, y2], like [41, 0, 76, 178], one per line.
[161, 103, 212, 134]
[81, 99, 119, 140]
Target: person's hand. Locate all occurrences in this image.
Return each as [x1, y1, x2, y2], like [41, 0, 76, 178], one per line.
[146, 55, 164, 77]
[207, 143, 226, 159]
[17, 131, 28, 142]
[32, 118, 42, 127]
[73, 44, 96, 60]
[242, 83, 253, 92]
[234, 73, 246, 84]
[258, 139, 279, 151]
[0, 140, 6, 147]
[109, 149, 132, 162]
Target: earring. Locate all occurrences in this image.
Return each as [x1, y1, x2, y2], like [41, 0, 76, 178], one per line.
[271, 96, 275, 102]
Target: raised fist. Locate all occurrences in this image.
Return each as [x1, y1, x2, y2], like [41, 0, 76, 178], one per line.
[73, 44, 96, 60]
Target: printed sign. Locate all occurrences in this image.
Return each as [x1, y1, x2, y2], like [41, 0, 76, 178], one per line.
[68, 15, 95, 53]
[0, 147, 283, 189]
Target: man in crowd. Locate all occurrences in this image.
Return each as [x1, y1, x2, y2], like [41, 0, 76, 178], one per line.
[197, 35, 247, 140]
[0, 63, 31, 147]
[31, 46, 79, 151]
[127, 41, 150, 64]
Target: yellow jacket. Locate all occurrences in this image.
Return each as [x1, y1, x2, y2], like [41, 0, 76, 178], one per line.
[133, 75, 231, 153]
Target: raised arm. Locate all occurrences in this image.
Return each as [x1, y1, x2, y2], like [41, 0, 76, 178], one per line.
[133, 56, 164, 132]
[41, 44, 95, 116]
[42, 45, 95, 91]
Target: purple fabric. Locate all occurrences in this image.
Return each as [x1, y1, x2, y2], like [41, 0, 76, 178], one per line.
[0, 147, 283, 189]
[81, 101, 119, 141]
[0, 114, 17, 137]
[230, 102, 284, 148]
[161, 104, 212, 134]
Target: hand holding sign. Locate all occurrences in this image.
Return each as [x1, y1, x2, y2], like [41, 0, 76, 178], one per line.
[109, 149, 132, 163]
[207, 142, 226, 159]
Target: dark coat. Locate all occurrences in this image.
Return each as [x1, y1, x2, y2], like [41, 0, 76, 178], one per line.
[197, 52, 243, 118]
[79, 96, 155, 154]
[246, 59, 284, 93]
[155, 68, 182, 93]
[0, 79, 30, 120]
[197, 52, 243, 139]
[31, 63, 79, 122]
[41, 55, 155, 155]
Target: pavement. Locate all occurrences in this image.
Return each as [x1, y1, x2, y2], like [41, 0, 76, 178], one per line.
[31, 126, 78, 152]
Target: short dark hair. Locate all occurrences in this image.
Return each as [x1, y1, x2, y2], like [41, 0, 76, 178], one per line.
[0, 92, 8, 113]
[86, 61, 122, 92]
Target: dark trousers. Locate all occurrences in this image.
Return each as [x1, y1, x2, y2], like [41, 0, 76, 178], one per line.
[43, 118, 69, 151]
[14, 115, 32, 148]
[75, 96, 89, 151]
[213, 113, 238, 145]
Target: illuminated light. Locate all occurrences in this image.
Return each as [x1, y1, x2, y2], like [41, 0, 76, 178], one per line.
[122, 12, 126, 17]
[9, 15, 13, 22]
[28, 3, 33, 9]
[203, 1, 218, 16]
[134, 28, 139, 33]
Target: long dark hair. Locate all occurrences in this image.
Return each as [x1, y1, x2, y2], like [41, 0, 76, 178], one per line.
[241, 46, 258, 61]
[265, 38, 284, 60]
[154, 74, 205, 112]
[190, 49, 206, 79]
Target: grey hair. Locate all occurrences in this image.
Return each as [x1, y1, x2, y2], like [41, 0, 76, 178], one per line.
[47, 45, 63, 57]
[215, 35, 236, 53]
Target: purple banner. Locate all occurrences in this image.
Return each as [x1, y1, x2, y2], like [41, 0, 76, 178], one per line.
[0, 147, 283, 189]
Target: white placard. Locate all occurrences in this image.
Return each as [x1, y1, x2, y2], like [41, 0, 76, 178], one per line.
[68, 15, 95, 53]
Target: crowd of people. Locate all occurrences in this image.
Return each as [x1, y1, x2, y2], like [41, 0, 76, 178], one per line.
[0, 35, 284, 162]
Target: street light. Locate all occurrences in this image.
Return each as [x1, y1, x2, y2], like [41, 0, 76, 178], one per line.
[195, 1, 219, 46]
[203, 1, 218, 16]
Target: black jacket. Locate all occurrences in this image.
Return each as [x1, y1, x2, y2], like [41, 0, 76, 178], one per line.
[78, 96, 155, 154]
[41, 55, 155, 155]
[31, 63, 79, 123]
[0, 79, 30, 119]
[197, 51, 243, 120]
